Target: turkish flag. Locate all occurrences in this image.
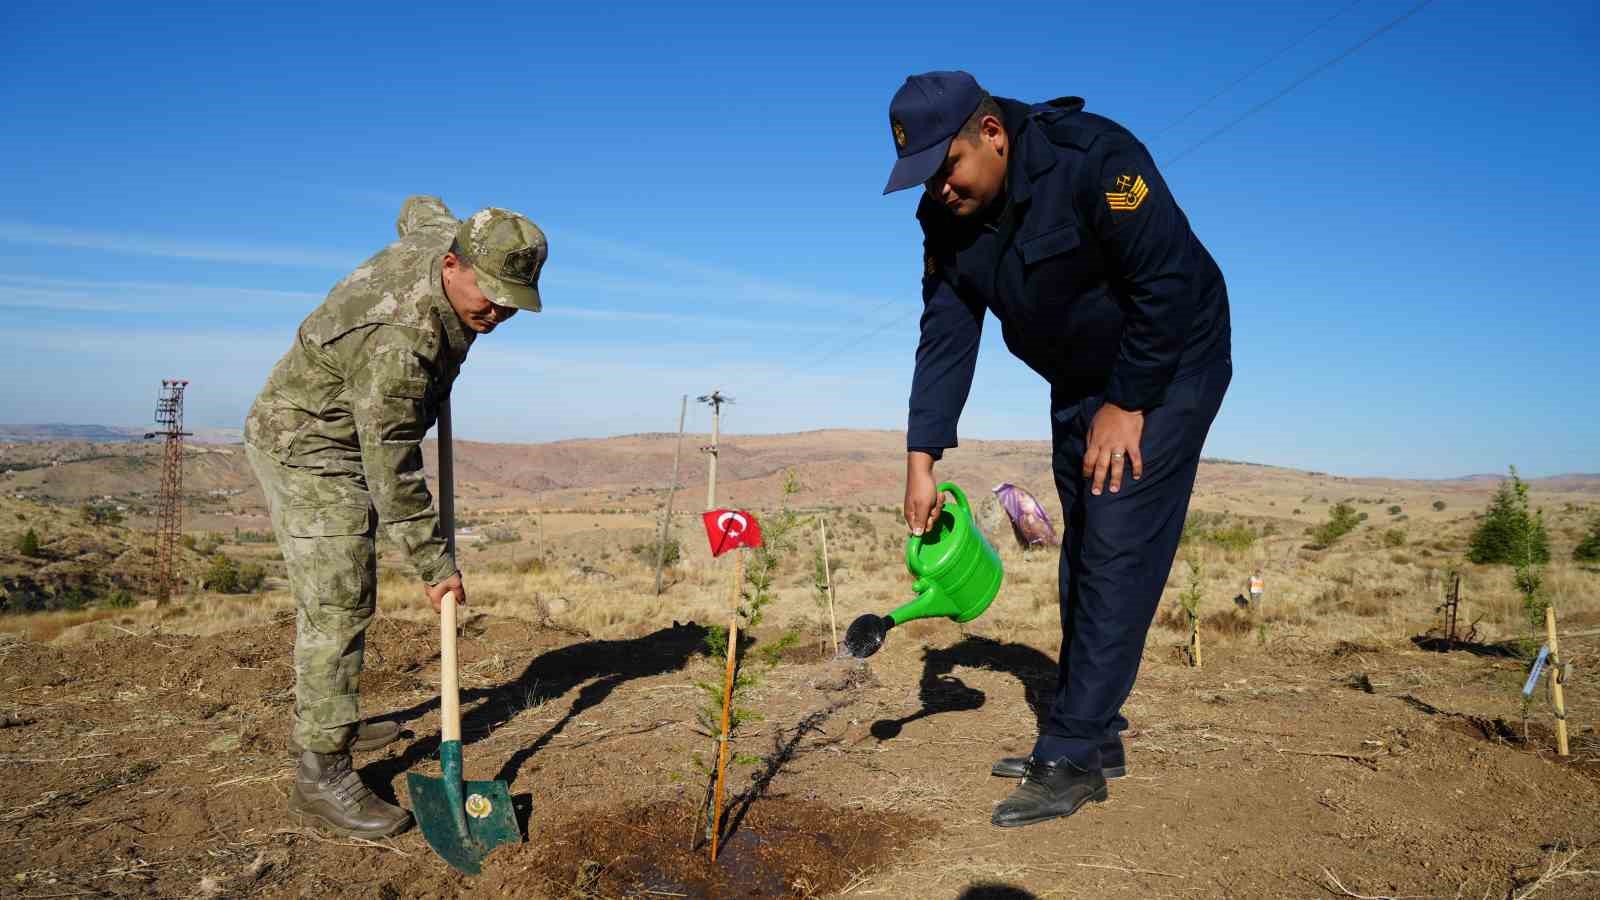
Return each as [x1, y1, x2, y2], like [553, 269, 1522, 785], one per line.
[702, 509, 763, 557]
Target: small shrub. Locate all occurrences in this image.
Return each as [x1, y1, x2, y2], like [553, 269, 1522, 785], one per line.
[15, 528, 41, 558]
[1432, 500, 1447, 511]
[1382, 529, 1406, 548]
[1573, 514, 1600, 563]
[58, 585, 91, 611]
[631, 537, 681, 567]
[1181, 512, 1256, 552]
[204, 553, 262, 594]
[1387, 505, 1403, 516]
[481, 525, 521, 544]
[1468, 468, 1550, 565]
[197, 533, 225, 555]
[104, 587, 136, 609]
[179, 534, 197, 551]
[1306, 503, 1360, 549]
[238, 562, 266, 593]
[80, 502, 124, 526]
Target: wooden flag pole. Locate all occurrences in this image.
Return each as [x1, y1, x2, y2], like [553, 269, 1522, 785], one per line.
[1545, 605, 1569, 757]
[709, 548, 744, 860]
[819, 519, 838, 651]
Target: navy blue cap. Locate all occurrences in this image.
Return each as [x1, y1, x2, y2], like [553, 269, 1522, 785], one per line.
[883, 70, 985, 195]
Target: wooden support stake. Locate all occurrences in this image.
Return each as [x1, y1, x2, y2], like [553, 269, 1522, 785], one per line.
[709, 549, 743, 861]
[1546, 605, 1569, 757]
[819, 519, 838, 651]
[1191, 613, 1203, 668]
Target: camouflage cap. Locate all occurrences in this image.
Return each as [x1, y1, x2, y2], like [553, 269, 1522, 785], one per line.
[454, 208, 547, 311]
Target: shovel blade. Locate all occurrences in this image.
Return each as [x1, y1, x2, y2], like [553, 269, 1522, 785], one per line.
[408, 740, 522, 877]
[407, 773, 520, 875]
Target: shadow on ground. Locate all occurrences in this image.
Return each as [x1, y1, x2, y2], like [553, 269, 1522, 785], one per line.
[959, 885, 1040, 900]
[363, 620, 711, 805]
[870, 635, 1055, 741]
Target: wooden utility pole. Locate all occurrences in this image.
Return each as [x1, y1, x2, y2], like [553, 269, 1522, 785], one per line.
[655, 395, 688, 595]
[1546, 606, 1570, 756]
[698, 390, 731, 511]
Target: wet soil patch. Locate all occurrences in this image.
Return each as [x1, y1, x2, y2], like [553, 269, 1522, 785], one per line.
[776, 639, 840, 664]
[513, 798, 934, 898]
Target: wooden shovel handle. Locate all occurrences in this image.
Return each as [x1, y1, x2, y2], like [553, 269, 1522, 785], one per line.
[437, 399, 460, 744]
[440, 590, 460, 743]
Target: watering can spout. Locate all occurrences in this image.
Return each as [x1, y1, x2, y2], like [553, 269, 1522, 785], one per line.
[887, 578, 951, 626]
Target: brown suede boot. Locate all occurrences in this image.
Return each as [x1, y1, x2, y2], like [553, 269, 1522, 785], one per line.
[288, 750, 412, 838]
[289, 720, 401, 756]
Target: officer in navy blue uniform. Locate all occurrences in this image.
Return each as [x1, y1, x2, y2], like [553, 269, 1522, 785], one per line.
[884, 70, 1232, 827]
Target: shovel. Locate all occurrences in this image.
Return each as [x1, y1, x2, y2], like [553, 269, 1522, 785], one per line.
[407, 398, 520, 874]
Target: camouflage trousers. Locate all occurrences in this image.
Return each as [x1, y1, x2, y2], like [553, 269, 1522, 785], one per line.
[246, 445, 377, 754]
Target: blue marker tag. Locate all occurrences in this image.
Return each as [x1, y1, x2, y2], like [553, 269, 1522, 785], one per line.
[1522, 645, 1550, 697]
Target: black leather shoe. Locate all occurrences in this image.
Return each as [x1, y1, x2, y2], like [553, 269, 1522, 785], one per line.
[289, 720, 401, 756]
[992, 737, 1127, 779]
[991, 758, 1107, 828]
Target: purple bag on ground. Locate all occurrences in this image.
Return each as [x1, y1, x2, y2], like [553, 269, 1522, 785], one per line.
[992, 482, 1059, 548]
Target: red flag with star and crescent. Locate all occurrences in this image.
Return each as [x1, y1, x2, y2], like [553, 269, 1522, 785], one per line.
[702, 509, 762, 557]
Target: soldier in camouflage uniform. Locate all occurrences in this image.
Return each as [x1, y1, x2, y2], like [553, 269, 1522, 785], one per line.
[245, 195, 547, 837]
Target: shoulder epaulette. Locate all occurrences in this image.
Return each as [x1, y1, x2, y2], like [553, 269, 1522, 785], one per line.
[1031, 98, 1120, 152]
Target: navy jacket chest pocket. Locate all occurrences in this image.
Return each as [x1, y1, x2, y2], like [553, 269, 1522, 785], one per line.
[1016, 223, 1094, 310]
[1018, 223, 1080, 265]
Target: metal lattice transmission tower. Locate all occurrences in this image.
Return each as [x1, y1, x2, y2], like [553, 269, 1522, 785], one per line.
[146, 380, 191, 602]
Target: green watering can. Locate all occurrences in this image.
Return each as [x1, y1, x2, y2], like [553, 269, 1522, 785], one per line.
[845, 482, 1004, 657]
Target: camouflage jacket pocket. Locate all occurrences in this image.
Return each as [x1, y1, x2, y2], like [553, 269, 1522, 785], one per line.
[283, 504, 373, 538]
[383, 375, 430, 400]
[244, 401, 311, 462]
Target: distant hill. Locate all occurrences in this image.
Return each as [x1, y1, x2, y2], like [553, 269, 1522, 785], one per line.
[0, 424, 146, 443]
[1, 429, 1596, 523]
[0, 424, 243, 444]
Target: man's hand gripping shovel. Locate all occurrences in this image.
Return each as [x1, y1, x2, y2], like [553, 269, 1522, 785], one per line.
[406, 398, 520, 874]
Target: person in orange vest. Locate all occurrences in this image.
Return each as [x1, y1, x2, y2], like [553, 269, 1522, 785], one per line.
[1247, 570, 1265, 610]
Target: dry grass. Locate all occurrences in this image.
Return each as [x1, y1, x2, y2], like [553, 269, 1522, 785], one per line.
[6, 473, 1597, 658]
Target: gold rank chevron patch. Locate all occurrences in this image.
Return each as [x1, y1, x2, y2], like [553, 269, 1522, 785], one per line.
[1105, 174, 1149, 212]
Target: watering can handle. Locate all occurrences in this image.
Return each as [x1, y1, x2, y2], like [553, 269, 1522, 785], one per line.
[905, 482, 972, 575]
[938, 482, 969, 513]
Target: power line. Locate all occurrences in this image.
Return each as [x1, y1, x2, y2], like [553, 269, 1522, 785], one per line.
[1166, 0, 1437, 165]
[742, 0, 1437, 391]
[1152, 0, 1367, 139]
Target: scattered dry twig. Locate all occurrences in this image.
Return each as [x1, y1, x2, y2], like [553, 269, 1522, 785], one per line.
[1075, 862, 1184, 879]
[271, 827, 408, 856]
[1321, 866, 1414, 899]
[1277, 747, 1381, 770]
[1511, 846, 1598, 900]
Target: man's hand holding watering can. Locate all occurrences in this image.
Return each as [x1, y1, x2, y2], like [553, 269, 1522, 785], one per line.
[904, 451, 942, 535]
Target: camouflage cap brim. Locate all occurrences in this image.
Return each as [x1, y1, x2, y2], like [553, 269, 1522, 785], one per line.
[473, 265, 542, 312]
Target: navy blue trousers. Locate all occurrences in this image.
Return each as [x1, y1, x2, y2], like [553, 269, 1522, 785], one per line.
[1031, 358, 1231, 769]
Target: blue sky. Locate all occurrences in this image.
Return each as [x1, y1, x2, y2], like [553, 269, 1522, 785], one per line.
[0, 1, 1594, 478]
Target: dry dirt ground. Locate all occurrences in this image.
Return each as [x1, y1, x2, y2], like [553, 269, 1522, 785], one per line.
[3, 606, 1597, 899]
[4, 434, 1598, 897]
